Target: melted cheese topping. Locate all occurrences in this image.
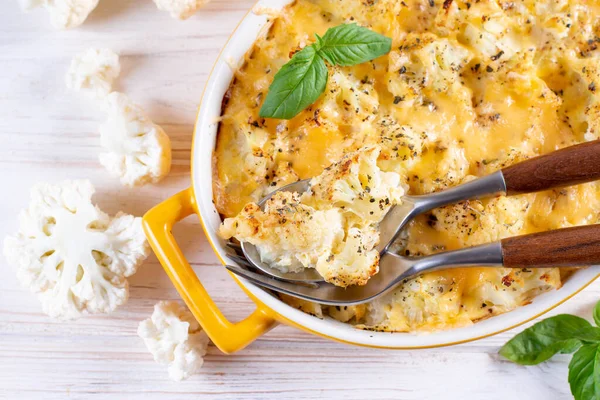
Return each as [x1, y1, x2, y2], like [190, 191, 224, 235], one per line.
[213, 0, 600, 332]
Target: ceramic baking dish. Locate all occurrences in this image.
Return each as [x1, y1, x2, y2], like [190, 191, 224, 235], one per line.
[142, 0, 600, 354]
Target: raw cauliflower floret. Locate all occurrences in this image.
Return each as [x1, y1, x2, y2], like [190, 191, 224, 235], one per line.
[153, 0, 210, 20]
[138, 301, 209, 381]
[99, 92, 172, 187]
[304, 146, 405, 223]
[3, 180, 149, 320]
[19, 0, 99, 29]
[66, 48, 120, 100]
[220, 192, 345, 273]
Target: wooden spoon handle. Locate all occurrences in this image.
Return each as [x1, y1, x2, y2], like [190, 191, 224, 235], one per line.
[502, 140, 600, 195]
[502, 224, 600, 268]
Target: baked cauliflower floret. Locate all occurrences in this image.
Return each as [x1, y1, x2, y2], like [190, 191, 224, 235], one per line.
[138, 301, 209, 381]
[220, 147, 405, 287]
[499, 0, 572, 44]
[565, 56, 600, 140]
[454, 0, 522, 59]
[431, 187, 531, 247]
[497, 51, 562, 105]
[220, 192, 345, 273]
[528, 182, 600, 229]
[66, 48, 120, 99]
[357, 273, 471, 332]
[376, 119, 429, 174]
[279, 294, 323, 318]
[317, 69, 380, 124]
[153, 0, 210, 20]
[325, 303, 367, 323]
[304, 146, 405, 223]
[3, 180, 149, 320]
[99, 92, 172, 187]
[538, 53, 600, 141]
[462, 268, 561, 321]
[269, 161, 300, 191]
[475, 147, 532, 176]
[19, 0, 99, 29]
[414, 142, 470, 193]
[387, 34, 472, 107]
[315, 226, 380, 287]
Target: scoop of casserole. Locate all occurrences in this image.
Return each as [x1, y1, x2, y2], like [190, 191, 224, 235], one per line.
[220, 146, 405, 287]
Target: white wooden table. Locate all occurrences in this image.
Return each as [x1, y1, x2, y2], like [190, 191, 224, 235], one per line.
[0, 1, 598, 399]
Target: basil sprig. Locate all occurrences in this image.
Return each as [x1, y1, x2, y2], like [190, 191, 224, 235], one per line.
[500, 300, 600, 400]
[259, 23, 392, 120]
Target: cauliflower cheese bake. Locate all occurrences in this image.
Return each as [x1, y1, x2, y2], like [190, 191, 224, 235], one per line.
[214, 0, 600, 332]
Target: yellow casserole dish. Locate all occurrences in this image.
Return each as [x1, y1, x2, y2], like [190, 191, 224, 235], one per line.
[143, 0, 600, 353]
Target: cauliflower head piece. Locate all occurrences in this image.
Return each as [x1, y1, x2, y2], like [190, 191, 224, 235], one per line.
[430, 187, 531, 247]
[99, 92, 172, 187]
[19, 0, 99, 29]
[220, 146, 405, 287]
[315, 226, 380, 287]
[66, 48, 120, 100]
[220, 191, 345, 273]
[462, 267, 561, 321]
[357, 273, 471, 332]
[138, 301, 209, 381]
[387, 33, 472, 107]
[304, 146, 405, 223]
[153, 0, 210, 20]
[3, 180, 149, 320]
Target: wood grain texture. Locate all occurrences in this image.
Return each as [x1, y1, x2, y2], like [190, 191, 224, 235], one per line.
[503, 140, 600, 195]
[502, 224, 600, 268]
[0, 1, 599, 399]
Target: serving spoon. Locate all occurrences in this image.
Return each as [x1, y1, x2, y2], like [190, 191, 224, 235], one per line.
[226, 140, 600, 300]
[226, 223, 600, 305]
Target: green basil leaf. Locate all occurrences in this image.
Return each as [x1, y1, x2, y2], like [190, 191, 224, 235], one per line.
[574, 327, 600, 344]
[499, 315, 592, 365]
[318, 23, 392, 67]
[594, 300, 600, 327]
[568, 344, 600, 400]
[259, 45, 328, 120]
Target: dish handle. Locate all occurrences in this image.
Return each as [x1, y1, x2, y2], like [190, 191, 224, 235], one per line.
[142, 188, 277, 354]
